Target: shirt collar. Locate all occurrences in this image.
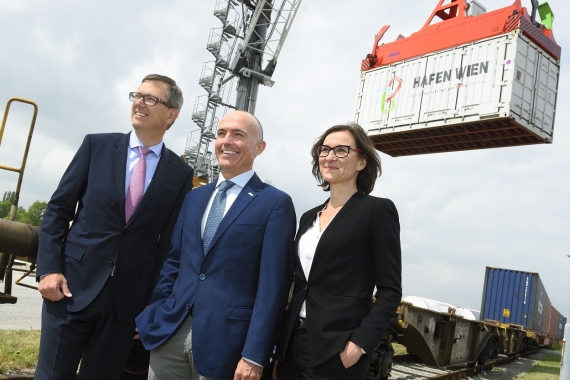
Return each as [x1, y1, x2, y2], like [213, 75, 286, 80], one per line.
[129, 130, 163, 157]
[216, 169, 255, 190]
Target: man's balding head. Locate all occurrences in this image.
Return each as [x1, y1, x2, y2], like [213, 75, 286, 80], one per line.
[215, 111, 266, 179]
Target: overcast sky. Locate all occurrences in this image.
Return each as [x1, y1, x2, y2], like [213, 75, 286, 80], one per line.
[0, 0, 569, 317]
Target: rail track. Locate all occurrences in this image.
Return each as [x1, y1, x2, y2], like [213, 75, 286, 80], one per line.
[0, 349, 543, 380]
[387, 349, 540, 379]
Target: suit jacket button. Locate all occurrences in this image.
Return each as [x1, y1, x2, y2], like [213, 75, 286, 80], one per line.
[186, 304, 190, 310]
[199, 274, 206, 281]
[108, 258, 113, 264]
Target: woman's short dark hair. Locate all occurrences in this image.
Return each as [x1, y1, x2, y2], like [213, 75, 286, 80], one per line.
[311, 123, 381, 194]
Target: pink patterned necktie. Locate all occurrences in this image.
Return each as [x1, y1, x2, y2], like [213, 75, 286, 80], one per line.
[125, 146, 152, 222]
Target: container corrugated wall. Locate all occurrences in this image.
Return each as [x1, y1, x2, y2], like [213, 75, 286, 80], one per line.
[480, 267, 535, 328]
[558, 314, 567, 340]
[533, 277, 548, 332]
[480, 267, 565, 339]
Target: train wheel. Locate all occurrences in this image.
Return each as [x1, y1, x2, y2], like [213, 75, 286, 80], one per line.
[477, 344, 491, 365]
[518, 338, 527, 353]
[489, 337, 500, 359]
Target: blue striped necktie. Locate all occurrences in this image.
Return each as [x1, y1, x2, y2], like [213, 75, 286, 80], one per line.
[202, 180, 235, 254]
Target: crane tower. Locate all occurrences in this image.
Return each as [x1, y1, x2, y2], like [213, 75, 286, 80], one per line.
[184, 0, 302, 183]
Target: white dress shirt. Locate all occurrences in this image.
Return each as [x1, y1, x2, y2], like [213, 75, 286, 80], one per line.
[298, 204, 339, 318]
[124, 131, 163, 196]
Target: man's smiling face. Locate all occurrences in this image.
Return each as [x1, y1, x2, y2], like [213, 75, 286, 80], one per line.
[215, 111, 265, 179]
[130, 81, 173, 136]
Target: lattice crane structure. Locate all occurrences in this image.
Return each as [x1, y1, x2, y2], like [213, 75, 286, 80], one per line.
[185, 0, 302, 183]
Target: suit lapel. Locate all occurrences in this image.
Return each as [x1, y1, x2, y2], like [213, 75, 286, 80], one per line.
[308, 192, 363, 282]
[113, 133, 129, 222]
[204, 174, 263, 256]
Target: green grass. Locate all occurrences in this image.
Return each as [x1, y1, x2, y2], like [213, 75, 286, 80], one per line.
[518, 353, 560, 379]
[393, 343, 407, 355]
[0, 330, 40, 374]
[550, 342, 562, 352]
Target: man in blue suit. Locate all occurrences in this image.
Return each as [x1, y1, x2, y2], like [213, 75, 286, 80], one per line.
[136, 110, 296, 380]
[35, 74, 194, 380]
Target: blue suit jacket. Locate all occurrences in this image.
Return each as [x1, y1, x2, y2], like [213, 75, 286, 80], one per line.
[136, 173, 296, 378]
[37, 133, 194, 323]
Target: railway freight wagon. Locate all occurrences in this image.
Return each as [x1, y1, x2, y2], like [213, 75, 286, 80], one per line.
[354, 0, 561, 156]
[480, 266, 566, 346]
[365, 266, 566, 379]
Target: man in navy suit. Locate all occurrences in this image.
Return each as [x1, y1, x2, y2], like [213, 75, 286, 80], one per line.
[35, 74, 194, 380]
[136, 111, 296, 380]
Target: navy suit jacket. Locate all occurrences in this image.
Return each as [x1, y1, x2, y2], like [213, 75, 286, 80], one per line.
[277, 192, 402, 367]
[37, 133, 194, 323]
[136, 173, 296, 379]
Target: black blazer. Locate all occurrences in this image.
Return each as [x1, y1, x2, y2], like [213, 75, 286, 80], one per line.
[277, 191, 402, 367]
[36, 133, 194, 323]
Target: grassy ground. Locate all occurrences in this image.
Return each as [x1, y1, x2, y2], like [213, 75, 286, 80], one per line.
[393, 343, 407, 355]
[517, 353, 561, 379]
[0, 330, 40, 374]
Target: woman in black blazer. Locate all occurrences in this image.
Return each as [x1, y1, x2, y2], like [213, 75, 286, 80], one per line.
[275, 124, 402, 380]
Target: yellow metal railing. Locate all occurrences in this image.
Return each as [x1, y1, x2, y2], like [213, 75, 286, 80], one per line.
[0, 97, 39, 221]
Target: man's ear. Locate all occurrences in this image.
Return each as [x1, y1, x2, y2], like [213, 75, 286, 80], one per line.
[255, 140, 267, 156]
[166, 108, 180, 127]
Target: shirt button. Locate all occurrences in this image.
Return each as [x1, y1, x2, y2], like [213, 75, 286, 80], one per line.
[199, 274, 206, 281]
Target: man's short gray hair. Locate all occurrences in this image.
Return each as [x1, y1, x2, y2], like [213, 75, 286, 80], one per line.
[142, 74, 183, 110]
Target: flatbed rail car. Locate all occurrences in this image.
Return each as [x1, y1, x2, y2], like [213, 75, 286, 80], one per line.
[366, 297, 532, 380]
[354, 0, 561, 156]
[391, 297, 530, 367]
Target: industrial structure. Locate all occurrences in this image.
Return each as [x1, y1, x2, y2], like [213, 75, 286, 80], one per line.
[184, 0, 301, 185]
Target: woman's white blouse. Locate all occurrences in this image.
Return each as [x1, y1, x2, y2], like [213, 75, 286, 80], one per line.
[297, 206, 339, 318]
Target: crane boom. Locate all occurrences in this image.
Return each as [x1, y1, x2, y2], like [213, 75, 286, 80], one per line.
[185, 0, 302, 183]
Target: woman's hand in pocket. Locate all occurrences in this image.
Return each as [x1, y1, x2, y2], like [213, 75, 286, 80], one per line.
[339, 341, 363, 369]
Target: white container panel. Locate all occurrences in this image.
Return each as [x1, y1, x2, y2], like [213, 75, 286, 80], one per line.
[356, 58, 426, 130]
[462, 39, 503, 112]
[511, 39, 538, 124]
[419, 50, 460, 124]
[533, 55, 558, 135]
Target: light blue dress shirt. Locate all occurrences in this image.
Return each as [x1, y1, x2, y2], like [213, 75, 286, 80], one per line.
[125, 131, 163, 196]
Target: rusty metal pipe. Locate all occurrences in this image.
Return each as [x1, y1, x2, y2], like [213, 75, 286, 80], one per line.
[0, 219, 39, 280]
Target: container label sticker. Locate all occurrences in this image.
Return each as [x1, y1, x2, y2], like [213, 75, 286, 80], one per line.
[503, 309, 510, 317]
[377, 76, 403, 114]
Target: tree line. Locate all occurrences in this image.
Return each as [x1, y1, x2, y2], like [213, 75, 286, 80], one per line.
[0, 191, 47, 227]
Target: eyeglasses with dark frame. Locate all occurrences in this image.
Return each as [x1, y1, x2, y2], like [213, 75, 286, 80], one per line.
[316, 145, 365, 158]
[129, 92, 173, 108]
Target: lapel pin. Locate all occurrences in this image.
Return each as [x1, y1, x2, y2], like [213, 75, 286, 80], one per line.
[248, 192, 253, 196]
